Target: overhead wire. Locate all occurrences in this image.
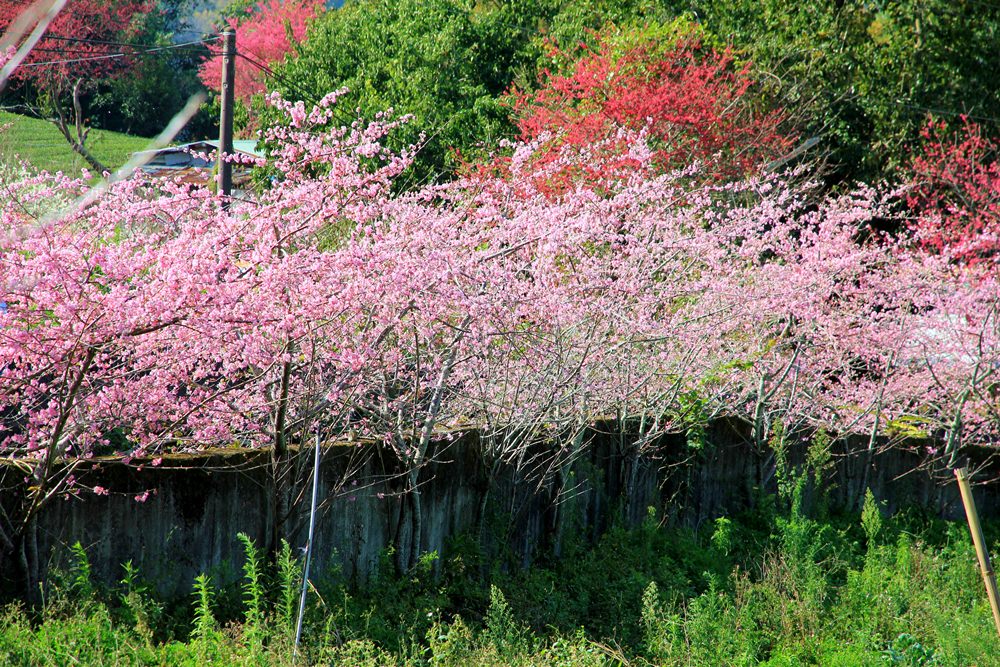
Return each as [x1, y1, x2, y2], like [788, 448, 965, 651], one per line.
[890, 99, 1000, 126]
[34, 33, 218, 50]
[236, 51, 320, 106]
[15, 37, 219, 68]
[16, 36, 349, 116]
[8, 33, 359, 127]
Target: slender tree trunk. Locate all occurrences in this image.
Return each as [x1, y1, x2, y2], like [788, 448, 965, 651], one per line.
[270, 359, 293, 558]
[14, 517, 40, 608]
[549, 463, 564, 558]
[50, 79, 108, 175]
[476, 483, 491, 549]
[390, 486, 407, 574]
[624, 453, 638, 522]
[27, 518, 38, 606]
[408, 468, 422, 569]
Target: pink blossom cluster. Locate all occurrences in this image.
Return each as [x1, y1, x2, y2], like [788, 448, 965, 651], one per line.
[0, 92, 996, 505]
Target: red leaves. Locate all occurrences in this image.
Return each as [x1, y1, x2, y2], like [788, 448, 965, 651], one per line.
[504, 25, 794, 192]
[906, 118, 1000, 267]
[197, 0, 324, 101]
[0, 0, 153, 84]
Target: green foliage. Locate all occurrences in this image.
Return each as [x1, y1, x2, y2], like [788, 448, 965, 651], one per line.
[236, 531, 266, 651]
[483, 585, 528, 658]
[3, 499, 1000, 664]
[68, 541, 94, 605]
[861, 489, 884, 554]
[276, 539, 300, 638]
[883, 633, 941, 666]
[640, 581, 681, 660]
[274, 0, 550, 183]
[683, 0, 1000, 182]
[711, 516, 734, 555]
[88, 53, 213, 139]
[536, 0, 673, 60]
[86, 1, 214, 139]
[427, 614, 475, 666]
[119, 560, 162, 645]
[190, 573, 216, 643]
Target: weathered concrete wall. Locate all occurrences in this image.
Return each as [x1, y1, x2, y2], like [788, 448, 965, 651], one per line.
[2, 420, 997, 599]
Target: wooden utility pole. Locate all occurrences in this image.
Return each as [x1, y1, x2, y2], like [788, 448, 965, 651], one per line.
[217, 30, 236, 208]
[955, 465, 1000, 638]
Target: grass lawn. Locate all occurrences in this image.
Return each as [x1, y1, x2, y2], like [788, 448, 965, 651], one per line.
[0, 111, 150, 176]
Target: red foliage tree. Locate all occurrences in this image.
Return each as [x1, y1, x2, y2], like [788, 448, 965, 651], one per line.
[501, 23, 794, 190]
[906, 117, 1000, 266]
[0, 0, 151, 84]
[198, 0, 324, 101]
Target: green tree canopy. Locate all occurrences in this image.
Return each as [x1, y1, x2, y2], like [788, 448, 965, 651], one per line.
[275, 0, 549, 183]
[272, 0, 1000, 184]
[683, 0, 1000, 182]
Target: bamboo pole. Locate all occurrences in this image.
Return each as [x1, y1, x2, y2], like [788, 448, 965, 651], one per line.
[954, 466, 1000, 638]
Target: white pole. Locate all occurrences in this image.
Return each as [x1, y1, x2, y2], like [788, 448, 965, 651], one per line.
[294, 431, 322, 651]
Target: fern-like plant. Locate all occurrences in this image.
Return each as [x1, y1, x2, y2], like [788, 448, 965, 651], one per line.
[237, 532, 267, 650]
[277, 538, 301, 639]
[68, 541, 94, 604]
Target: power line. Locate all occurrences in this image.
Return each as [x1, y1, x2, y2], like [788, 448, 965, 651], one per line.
[238, 52, 321, 107]
[36, 34, 219, 50]
[16, 38, 218, 68]
[892, 98, 1000, 127]
[28, 44, 206, 56]
[23, 46, 125, 55]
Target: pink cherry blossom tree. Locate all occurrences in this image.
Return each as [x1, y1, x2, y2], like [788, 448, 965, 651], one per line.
[3, 72, 1000, 594]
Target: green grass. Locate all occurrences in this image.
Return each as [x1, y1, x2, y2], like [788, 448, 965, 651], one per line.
[0, 111, 149, 176]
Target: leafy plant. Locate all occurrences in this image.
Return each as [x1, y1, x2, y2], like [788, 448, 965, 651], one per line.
[276, 538, 301, 646]
[883, 633, 941, 666]
[68, 541, 94, 605]
[119, 560, 161, 645]
[483, 585, 528, 659]
[237, 532, 266, 651]
[191, 573, 216, 643]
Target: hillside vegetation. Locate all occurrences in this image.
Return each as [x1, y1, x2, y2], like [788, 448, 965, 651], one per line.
[0, 111, 148, 176]
[1, 2, 999, 664]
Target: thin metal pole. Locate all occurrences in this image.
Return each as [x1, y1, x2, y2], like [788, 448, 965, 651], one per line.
[217, 30, 235, 208]
[294, 432, 322, 651]
[955, 466, 1000, 638]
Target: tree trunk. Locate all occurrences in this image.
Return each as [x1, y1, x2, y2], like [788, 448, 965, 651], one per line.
[13, 518, 41, 608]
[408, 468, 422, 569]
[47, 79, 109, 175]
[270, 450, 289, 559]
[269, 358, 293, 558]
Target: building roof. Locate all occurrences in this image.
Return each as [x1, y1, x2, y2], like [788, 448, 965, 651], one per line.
[131, 139, 263, 160]
[133, 139, 261, 190]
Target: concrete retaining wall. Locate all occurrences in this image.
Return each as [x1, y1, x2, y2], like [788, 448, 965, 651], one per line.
[2, 419, 997, 599]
